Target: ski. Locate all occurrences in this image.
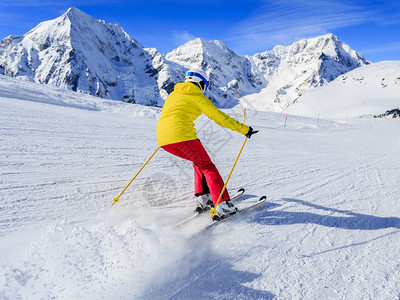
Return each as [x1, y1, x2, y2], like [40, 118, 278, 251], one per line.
[174, 188, 245, 228]
[206, 195, 267, 228]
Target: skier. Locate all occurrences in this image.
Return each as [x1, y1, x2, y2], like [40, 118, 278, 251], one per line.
[156, 68, 258, 218]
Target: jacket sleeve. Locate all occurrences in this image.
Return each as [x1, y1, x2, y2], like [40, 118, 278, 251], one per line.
[194, 94, 250, 135]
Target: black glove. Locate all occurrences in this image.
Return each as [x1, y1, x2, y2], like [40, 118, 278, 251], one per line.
[245, 126, 259, 138]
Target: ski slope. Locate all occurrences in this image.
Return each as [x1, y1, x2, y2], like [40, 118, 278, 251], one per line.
[1, 75, 400, 299]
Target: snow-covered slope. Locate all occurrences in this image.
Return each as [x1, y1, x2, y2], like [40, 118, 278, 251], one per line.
[0, 7, 368, 110]
[286, 61, 400, 120]
[1, 71, 400, 299]
[0, 75, 161, 117]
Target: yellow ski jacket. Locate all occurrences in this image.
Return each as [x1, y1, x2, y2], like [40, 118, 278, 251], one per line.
[157, 81, 249, 146]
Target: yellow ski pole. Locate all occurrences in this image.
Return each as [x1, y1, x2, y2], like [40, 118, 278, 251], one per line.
[210, 107, 248, 219]
[112, 146, 161, 206]
[209, 137, 248, 219]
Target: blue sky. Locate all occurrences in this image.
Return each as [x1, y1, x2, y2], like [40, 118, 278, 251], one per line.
[1, 0, 400, 62]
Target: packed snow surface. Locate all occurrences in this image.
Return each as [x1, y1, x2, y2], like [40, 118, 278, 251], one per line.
[1, 75, 400, 299]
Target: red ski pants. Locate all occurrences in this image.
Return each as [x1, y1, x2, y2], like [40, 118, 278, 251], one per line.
[162, 139, 230, 204]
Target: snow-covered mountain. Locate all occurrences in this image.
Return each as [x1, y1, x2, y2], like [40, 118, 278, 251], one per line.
[162, 38, 265, 107]
[0, 7, 369, 109]
[241, 34, 370, 111]
[286, 61, 400, 120]
[0, 7, 160, 106]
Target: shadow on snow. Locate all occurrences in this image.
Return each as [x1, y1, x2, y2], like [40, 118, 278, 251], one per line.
[164, 260, 275, 300]
[256, 198, 400, 230]
[143, 255, 275, 300]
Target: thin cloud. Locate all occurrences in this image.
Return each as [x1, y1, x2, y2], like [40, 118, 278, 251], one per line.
[173, 30, 196, 47]
[227, 0, 373, 54]
[360, 42, 400, 55]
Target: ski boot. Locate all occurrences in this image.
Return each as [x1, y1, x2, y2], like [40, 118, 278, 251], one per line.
[195, 193, 214, 213]
[213, 201, 238, 221]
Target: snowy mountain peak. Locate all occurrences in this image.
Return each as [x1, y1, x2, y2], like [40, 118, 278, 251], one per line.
[167, 38, 237, 62]
[24, 7, 94, 42]
[164, 37, 264, 106]
[65, 6, 88, 18]
[0, 7, 160, 105]
[245, 34, 369, 111]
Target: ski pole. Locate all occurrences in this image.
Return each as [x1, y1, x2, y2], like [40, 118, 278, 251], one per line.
[209, 137, 248, 218]
[112, 146, 161, 206]
[210, 107, 248, 218]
